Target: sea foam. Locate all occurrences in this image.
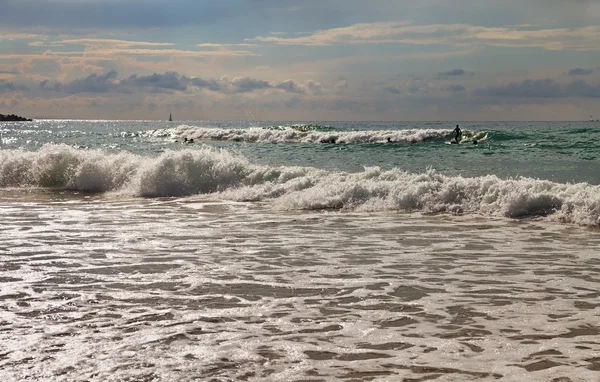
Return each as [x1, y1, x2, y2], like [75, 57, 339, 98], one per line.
[2, 143, 600, 226]
[170, 125, 454, 144]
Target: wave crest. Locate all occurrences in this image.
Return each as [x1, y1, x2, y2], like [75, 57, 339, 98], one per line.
[2, 144, 600, 226]
[171, 125, 453, 144]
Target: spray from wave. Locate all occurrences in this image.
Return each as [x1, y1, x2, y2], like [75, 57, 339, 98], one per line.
[1, 144, 599, 226]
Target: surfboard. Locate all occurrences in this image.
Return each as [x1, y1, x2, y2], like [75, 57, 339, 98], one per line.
[445, 140, 478, 145]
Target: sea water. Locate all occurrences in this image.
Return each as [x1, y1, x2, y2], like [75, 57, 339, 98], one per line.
[1, 120, 600, 381]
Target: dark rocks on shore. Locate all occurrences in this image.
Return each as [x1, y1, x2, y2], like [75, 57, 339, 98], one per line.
[0, 114, 32, 121]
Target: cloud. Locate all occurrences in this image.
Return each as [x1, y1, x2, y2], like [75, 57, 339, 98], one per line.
[0, 81, 16, 92]
[474, 78, 600, 98]
[189, 78, 222, 92]
[230, 77, 271, 92]
[2, 37, 257, 66]
[437, 69, 474, 78]
[58, 39, 257, 58]
[61, 70, 119, 94]
[0, 80, 29, 92]
[121, 72, 189, 92]
[38, 71, 315, 95]
[275, 79, 305, 93]
[250, 21, 600, 51]
[438, 69, 466, 76]
[566, 79, 600, 97]
[442, 84, 466, 92]
[387, 86, 401, 94]
[61, 39, 175, 48]
[306, 80, 323, 95]
[40, 79, 64, 92]
[334, 77, 348, 90]
[567, 68, 593, 76]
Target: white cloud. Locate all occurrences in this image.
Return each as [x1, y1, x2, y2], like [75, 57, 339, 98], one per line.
[250, 22, 600, 51]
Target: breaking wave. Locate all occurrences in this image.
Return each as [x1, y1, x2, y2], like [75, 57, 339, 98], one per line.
[169, 125, 456, 144]
[1, 144, 600, 226]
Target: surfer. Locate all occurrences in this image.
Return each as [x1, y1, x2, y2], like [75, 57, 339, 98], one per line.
[453, 124, 462, 143]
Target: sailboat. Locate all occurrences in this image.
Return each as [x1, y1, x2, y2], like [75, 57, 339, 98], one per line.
[169, 113, 173, 122]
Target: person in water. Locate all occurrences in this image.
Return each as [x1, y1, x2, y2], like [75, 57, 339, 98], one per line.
[453, 124, 462, 143]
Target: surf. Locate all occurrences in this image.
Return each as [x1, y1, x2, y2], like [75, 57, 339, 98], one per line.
[169, 124, 453, 144]
[2, 143, 600, 227]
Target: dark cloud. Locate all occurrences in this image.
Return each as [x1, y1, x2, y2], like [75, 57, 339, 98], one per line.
[40, 71, 188, 94]
[231, 77, 271, 92]
[386, 86, 400, 94]
[438, 69, 466, 77]
[565, 80, 600, 97]
[121, 72, 188, 92]
[442, 84, 466, 92]
[0, 81, 17, 93]
[189, 78, 222, 92]
[0, 80, 29, 92]
[40, 79, 64, 92]
[474, 78, 600, 98]
[37, 71, 307, 95]
[275, 80, 304, 93]
[60, 70, 119, 93]
[567, 68, 593, 76]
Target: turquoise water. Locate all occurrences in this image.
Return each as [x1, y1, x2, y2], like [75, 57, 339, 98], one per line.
[2, 120, 599, 184]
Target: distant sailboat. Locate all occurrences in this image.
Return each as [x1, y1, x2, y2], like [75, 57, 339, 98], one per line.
[169, 113, 173, 122]
[591, 114, 593, 121]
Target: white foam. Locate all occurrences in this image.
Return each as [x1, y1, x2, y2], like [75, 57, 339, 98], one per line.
[171, 124, 452, 144]
[2, 144, 600, 226]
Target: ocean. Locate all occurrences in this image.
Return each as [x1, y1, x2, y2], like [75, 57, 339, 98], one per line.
[1, 119, 600, 381]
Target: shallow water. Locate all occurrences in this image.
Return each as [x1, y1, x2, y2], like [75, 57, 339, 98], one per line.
[1, 193, 599, 381]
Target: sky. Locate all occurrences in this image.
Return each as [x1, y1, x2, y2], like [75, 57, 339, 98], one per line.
[1, 0, 600, 121]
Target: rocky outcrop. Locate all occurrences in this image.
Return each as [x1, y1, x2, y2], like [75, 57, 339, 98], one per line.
[0, 114, 32, 121]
